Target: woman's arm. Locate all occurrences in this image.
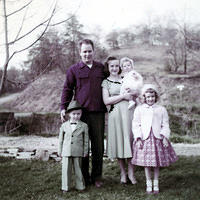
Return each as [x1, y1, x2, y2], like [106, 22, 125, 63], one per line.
[102, 87, 133, 105]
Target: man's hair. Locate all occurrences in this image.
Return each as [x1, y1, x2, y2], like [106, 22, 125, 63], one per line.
[78, 39, 94, 50]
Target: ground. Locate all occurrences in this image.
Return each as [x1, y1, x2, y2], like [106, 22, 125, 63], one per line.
[0, 135, 200, 157]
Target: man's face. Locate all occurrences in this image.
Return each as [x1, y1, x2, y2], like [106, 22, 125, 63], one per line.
[80, 43, 94, 65]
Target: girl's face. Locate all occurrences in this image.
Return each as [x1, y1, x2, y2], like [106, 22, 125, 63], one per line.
[144, 92, 156, 106]
[69, 109, 82, 122]
[108, 60, 120, 76]
[121, 61, 133, 73]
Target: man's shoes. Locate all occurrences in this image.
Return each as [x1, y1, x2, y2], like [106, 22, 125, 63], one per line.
[95, 180, 103, 188]
[85, 178, 92, 186]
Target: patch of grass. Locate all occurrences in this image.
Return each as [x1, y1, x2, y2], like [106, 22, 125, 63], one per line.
[0, 156, 200, 200]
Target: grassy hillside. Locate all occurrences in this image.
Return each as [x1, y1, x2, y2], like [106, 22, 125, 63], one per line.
[4, 69, 65, 113]
[3, 44, 200, 112]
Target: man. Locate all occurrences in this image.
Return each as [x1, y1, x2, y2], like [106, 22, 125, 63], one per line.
[60, 39, 106, 188]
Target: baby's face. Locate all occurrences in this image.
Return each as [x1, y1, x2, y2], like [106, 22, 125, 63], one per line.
[121, 61, 133, 73]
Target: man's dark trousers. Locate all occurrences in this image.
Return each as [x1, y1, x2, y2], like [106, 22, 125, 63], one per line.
[81, 111, 105, 185]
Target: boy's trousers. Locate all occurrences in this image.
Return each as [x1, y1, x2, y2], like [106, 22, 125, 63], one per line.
[62, 157, 85, 191]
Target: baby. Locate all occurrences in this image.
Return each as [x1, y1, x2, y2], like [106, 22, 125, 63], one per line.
[120, 57, 143, 109]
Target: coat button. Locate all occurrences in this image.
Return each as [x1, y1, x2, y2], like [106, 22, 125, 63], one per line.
[71, 142, 73, 144]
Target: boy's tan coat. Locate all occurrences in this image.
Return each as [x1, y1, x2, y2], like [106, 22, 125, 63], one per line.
[58, 121, 89, 157]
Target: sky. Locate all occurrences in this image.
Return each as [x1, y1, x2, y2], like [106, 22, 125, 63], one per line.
[1, 0, 200, 69]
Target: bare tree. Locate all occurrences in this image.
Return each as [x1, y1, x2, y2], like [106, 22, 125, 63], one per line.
[0, 0, 81, 95]
[0, 0, 59, 95]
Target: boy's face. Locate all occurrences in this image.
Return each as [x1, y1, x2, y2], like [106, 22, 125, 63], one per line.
[69, 109, 82, 122]
[144, 92, 156, 106]
[121, 61, 133, 73]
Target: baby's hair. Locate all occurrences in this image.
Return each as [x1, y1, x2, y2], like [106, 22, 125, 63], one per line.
[143, 88, 159, 103]
[104, 56, 121, 77]
[120, 57, 134, 68]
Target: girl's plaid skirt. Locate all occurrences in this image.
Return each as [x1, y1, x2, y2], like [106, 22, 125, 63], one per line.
[131, 130, 178, 167]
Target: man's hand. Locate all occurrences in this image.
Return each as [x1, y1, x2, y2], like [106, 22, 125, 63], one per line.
[61, 109, 66, 122]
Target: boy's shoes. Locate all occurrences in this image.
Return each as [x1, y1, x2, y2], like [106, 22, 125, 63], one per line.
[62, 190, 68, 193]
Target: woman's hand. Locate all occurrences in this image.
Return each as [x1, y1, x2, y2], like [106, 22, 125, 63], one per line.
[124, 88, 139, 100]
[123, 92, 133, 101]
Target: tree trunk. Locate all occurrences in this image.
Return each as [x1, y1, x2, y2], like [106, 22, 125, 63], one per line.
[0, 0, 9, 95]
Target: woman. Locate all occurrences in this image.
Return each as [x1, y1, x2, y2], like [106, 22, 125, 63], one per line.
[101, 56, 139, 184]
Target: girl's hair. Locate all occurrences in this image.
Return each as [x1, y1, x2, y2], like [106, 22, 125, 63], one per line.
[78, 39, 94, 50]
[120, 57, 134, 68]
[104, 56, 121, 77]
[143, 88, 159, 103]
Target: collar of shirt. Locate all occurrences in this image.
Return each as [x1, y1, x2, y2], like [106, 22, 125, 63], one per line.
[143, 103, 157, 109]
[80, 61, 93, 69]
[87, 64, 92, 68]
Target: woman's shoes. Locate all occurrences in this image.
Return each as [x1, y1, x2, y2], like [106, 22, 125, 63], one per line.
[128, 176, 137, 185]
[120, 173, 127, 184]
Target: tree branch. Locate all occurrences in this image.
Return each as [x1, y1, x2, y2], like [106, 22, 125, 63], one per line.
[6, 2, 57, 67]
[7, 0, 33, 17]
[14, 4, 29, 42]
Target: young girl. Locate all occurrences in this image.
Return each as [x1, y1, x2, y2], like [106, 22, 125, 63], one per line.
[131, 84, 178, 194]
[120, 57, 143, 109]
[102, 56, 137, 184]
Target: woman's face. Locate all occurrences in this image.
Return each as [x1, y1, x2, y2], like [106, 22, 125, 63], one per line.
[108, 60, 120, 76]
[144, 92, 156, 106]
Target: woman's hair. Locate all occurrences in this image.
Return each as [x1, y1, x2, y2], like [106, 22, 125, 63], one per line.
[78, 39, 94, 50]
[104, 56, 121, 77]
[120, 57, 134, 68]
[143, 88, 159, 103]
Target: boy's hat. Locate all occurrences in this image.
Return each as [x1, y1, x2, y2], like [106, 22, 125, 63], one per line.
[66, 101, 83, 113]
[141, 84, 158, 96]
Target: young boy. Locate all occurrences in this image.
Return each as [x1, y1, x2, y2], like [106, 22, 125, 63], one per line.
[58, 100, 89, 192]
